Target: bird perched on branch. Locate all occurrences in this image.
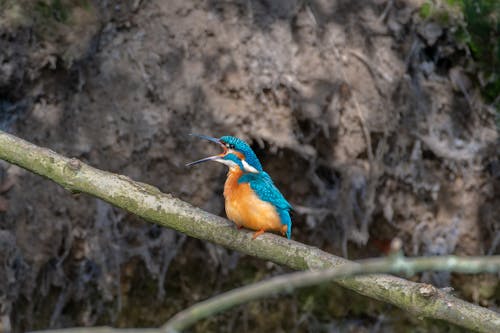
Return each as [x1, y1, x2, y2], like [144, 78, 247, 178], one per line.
[187, 135, 292, 239]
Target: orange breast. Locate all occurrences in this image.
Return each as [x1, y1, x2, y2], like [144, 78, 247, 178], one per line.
[223, 168, 283, 233]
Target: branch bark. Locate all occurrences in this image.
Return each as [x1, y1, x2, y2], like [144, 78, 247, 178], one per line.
[0, 130, 498, 333]
[163, 255, 500, 332]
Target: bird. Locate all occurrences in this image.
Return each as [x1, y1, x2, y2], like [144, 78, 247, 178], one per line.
[187, 134, 292, 239]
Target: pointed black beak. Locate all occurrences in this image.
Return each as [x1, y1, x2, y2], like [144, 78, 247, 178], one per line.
[186, 134, 227, 167]
[189, 134, 224, 146]
[186, 155, 222, 167]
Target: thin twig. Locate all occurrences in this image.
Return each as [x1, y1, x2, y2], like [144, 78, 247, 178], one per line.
[348, 49, 393, 83]
[377, 0, 394, 24]
[163, 255, 500, 333]
[33, 328, 156, 333]
[32, 255, 500, 333]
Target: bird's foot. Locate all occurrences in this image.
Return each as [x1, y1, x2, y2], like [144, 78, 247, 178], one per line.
[237, 225, 244, 230]
[252, 229, 265, 240]
[281, 225, 288, 237]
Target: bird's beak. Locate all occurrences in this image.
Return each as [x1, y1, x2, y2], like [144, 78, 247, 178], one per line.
[189, 134, 226, 148]
[186, 154, 223, 166]
[186, 134, 227, 167]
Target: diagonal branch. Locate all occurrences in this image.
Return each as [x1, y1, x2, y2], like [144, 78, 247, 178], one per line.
[0, 130, 498, 333]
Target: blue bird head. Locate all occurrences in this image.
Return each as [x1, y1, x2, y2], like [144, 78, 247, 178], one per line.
[186, 134, 263, 172]
[218, 136, 263, 171]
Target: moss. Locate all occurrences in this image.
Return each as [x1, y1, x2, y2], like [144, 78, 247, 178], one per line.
[419, 0, 462, 23]
[420, 0, 500, 124]
[460, 1, 499, 98]
[0, 1, 31, 28]
[34, 0, 70, 23]
[32, 0, 92, 23]
[420, 2, 433, 19]
[114, 195, 140, 212]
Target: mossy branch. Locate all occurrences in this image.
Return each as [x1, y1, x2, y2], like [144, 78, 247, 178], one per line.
[163, 254, 500, 332]
[0, 130, 498, 333]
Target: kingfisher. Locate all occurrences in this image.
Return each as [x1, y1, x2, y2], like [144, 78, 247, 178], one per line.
[187, 135, 292, 239]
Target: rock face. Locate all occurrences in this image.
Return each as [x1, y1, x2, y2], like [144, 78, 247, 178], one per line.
[0, 0, 498, 331]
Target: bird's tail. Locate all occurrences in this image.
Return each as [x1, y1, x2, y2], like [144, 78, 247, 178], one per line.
[279, 210, 292, 239]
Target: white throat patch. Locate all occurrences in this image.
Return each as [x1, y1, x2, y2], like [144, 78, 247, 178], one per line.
[241, 159, 258, 173]
[215, 159, 239, 168]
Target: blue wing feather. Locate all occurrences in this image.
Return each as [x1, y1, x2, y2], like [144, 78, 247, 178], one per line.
[238, 172, 292, 238]
[279, 210, 292, 239]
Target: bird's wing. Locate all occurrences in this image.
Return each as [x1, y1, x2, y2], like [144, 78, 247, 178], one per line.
[239, 172, 292, 238]
[238, 172, 292, 211]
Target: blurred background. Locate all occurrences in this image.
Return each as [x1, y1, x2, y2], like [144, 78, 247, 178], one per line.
[0, 0, 498, 332]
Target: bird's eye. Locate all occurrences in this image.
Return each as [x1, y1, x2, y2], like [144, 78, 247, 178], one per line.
[229, 144, 235, 149]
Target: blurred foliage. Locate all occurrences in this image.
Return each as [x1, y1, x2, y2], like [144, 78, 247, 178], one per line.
[0, 0, 98, 67]
[421, 0, 499, 121]
[33, 0, 93, 26]
[34, 0, 70, 23]
[0, 0, 92, 28]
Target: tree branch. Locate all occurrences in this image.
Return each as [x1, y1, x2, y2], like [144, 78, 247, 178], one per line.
[0, 130, 498, 333]
[33, 255, 500, 333]
[163, 254, 500, 332]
